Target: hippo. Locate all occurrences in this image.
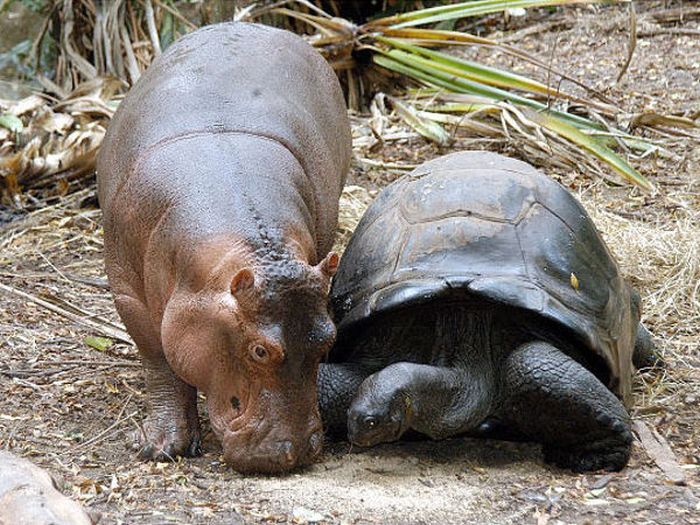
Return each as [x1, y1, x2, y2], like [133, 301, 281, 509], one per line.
[97, 22, 351, 473]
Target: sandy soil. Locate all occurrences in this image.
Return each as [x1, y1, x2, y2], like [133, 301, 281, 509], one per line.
[1, 3, 699, 524]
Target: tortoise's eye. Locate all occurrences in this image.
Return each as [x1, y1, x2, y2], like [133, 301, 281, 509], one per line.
[362, 416, 378, 430]
[250, 344, 269, 363]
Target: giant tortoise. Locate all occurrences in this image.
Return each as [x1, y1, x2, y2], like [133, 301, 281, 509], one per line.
[318, 151, 654, 472]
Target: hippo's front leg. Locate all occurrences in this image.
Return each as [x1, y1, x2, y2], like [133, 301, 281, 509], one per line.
[115, 295, 201, 460]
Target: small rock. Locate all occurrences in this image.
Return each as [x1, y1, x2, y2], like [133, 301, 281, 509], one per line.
[292, 506, 325, 523]
[520, 489, 548, 503]
[591, 474, 614, 490]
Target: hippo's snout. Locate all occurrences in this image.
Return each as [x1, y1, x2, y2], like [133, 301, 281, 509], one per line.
[222, 425, 323, 474]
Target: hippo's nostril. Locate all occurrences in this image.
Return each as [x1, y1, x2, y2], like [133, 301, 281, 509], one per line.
[230, 396, 240, 411]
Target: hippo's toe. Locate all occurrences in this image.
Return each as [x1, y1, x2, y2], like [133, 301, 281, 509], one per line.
[132, 417, 202, 461]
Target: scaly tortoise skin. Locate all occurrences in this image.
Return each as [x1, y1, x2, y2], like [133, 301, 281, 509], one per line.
[318, 151, 654, 472]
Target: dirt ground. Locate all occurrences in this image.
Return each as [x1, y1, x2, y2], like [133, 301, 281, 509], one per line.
[1, 3, 699, 524]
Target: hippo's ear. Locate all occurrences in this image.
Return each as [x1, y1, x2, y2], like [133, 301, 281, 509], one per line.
[231, 268, 255, 298]
[318, 252, 339, 278]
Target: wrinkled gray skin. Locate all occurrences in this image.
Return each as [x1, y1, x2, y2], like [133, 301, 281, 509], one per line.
[318, 151, 658, 472]
[0, 451, 95, 525]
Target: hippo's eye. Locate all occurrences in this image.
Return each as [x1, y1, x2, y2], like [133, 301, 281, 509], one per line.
[250, 344, 269, 363]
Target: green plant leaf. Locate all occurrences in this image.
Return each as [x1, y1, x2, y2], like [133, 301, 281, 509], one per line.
[390, 96, 451, 145]
[377, 27, 617, 106]
[378, 36, 556, 96]
[0, 113, 23, 133]
[526, 109, 653, 190]
[84, 335, 114, 352]
[375, 47, 600, 129]
[367, 0, 626, 28]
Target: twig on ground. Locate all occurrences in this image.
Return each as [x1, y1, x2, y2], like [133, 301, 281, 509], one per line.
[74, 406, 138, 452]
[63, 274, 110, 289]
[650, 6, 700, 24]
[637, 29, 700, 38]
[354, 158, 419, 171]
[616, 1, 637, 83]
[633, 420, 686, 486]
[0, 282, 131, 344]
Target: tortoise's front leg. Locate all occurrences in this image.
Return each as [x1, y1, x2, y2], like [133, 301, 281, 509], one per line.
[317, 363, 371, 437]
[346, 362, 494, 447]
[500, 341, 632, 472]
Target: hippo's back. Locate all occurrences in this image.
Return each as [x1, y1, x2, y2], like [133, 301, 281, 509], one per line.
[97, 22, 350, 253]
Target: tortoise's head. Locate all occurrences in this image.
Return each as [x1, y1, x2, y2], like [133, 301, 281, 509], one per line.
[346, 369, 414, 447]
[162, 252, 339, 473]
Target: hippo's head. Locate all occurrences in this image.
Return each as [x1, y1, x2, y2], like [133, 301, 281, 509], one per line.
[161, 251, 339, 473]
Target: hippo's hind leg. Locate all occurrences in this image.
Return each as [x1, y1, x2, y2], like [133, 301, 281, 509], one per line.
[500, 341, 632, 472]
[115, 295, 201, 460]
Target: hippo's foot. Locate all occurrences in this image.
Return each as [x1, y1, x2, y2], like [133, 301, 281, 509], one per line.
[134, 359, 202, 461]
[113, 294, 203, 461]
[501, 341, 632, 473]
[133, 412, 202, 461]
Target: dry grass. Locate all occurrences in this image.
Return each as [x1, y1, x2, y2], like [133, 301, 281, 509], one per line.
[584, 189, 700, 415]
[334, 184, 375, 253]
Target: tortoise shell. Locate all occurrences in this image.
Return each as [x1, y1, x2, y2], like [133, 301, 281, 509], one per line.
[330, 151, 639, 405]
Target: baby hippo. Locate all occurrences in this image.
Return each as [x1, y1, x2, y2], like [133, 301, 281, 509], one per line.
[97, 22, 351, 473]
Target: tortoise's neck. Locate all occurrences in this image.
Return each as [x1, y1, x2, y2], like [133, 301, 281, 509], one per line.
[418, 304, 512, 429]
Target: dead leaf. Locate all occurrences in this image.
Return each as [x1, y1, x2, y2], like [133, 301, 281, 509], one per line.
[633, 420, 686, 486]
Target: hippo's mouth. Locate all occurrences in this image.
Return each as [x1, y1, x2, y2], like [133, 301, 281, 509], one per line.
[207, 388, 324, 473]
[220, 417, 323, 474]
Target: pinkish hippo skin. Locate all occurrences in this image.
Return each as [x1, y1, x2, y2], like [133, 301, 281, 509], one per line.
[96, 22, 351, 473]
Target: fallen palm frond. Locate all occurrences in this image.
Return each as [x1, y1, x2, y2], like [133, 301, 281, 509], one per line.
[0, 77, 121, 207]
[362, 90, 656, 186]
[0, 0, 194, 206]
[2, 0, 697, 204]
[28, 0, 195, 97]
[365, 0, 619, 28]
[243, 0, 700, 190]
